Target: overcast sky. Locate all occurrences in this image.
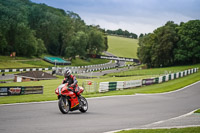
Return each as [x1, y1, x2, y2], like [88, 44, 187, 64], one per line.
[31, 0, 200, 35]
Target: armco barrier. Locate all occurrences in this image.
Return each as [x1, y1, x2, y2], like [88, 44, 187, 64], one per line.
[0, 86, 43, 96]
[99, 68, 199, 93]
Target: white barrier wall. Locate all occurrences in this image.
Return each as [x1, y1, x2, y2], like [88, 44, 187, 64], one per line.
[171, 73, 174, 80]
[99, 82, 109, 92]
[99, 68, 199, 93]
[117, 81, 124, 90]
[165, 74, 169, 81]
[123, 80, 142, 89]
[159, 76, 163, 83]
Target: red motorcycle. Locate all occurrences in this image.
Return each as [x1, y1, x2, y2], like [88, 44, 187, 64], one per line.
[55, 83, 88, 114]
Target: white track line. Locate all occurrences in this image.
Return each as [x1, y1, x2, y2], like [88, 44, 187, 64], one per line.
[135, 80, 200, 96]
[104, 109, 200, 133]
[0, 100, 57, 106]
[104, 125, 200, 133]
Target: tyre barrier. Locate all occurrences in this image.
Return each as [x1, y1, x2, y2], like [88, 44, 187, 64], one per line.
[99, 68, 199, 92]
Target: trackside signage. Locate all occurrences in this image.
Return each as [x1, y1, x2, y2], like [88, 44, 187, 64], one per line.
[9, 87, 21, 95]
[0, 87, 8, 96]
[142, 79, 155, 85]
[0, 86, 43, 96]
[124, 80, 142, 89]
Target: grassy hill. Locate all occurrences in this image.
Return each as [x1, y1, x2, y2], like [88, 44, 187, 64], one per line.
[107, 35, 138, 58]
[0, 56, 109, 69]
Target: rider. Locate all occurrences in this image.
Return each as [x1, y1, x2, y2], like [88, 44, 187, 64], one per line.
[62, 69, 79, 95]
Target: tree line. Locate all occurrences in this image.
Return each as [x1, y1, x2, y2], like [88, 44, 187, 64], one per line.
[0, 0, 108, 59]
[137, 20, 200, 67]
[106, 29, 138, 39]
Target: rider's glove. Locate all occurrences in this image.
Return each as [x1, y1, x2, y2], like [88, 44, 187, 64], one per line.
[71, 84, 74, 87]
[65, 84, 68, 87]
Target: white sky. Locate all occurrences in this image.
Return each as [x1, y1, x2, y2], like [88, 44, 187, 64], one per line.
[31, 0, 200, 35]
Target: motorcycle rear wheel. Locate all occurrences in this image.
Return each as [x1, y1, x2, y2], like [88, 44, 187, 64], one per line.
[58, 97, 70, 114]
[79, 96, 88, 113]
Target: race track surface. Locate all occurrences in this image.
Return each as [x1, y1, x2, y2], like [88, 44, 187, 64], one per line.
[0, 82, 200, 133]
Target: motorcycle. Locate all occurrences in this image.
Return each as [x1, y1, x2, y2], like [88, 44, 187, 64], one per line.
[55, 83, 88, 114]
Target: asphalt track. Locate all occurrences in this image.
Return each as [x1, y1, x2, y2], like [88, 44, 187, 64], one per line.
[0, 82, 200, 133]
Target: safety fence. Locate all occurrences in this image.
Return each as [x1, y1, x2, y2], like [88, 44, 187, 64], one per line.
[82, 81, 98, 93]
[0, 86, 43, 96]
[99, 68, 199, 92]
[55, 62, 117, 75]
[0, 67, 52, 73]
[0, 61, 115, 74]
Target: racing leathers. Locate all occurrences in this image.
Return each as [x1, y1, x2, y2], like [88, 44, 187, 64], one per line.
[62, 75, 79, 95]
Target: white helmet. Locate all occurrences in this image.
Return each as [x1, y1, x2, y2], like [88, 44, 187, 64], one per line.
[64, 69, 71, 77]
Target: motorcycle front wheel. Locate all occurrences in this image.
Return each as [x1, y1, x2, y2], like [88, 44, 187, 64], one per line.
[79, 96, 88, 113]
[58, 96, 70, 114]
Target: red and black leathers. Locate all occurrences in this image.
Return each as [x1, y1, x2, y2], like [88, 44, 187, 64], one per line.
[62, 75, 79, 94]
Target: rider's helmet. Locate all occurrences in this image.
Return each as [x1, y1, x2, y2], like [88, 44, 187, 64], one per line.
[64, 69, 71, 78]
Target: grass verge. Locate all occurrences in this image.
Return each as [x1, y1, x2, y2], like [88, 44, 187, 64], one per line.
[117, 127, 200, 133]
[71, 58, 109, 66]
[194, 109, 200, 113]
[84, 71, 200, 97]
[0, 55, 109, 69]
[107, 64, 200, 77]
[0, 69, 199, 104]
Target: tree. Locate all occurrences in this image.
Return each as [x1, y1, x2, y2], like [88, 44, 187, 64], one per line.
[137, 33, 154, 68]
[35, 38, 46, 56]
[87, 27, 106, 55]
[138, 21, 179, 67]
[106, 29, 138, 39]
[14, 23, 37, 56]
[0, 0, 108, 58]
[65, 31, 88, 59]
[174, 20, 200, 64]
[139, 33, 144, 38]
[0, 33, 8, 54]
[151, 21, 179, 67]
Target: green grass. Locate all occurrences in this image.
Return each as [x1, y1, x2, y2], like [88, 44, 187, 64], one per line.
[18, 60, 54, 68]
[0, 56, 53, 69]
[117, 127, 200, 133]
[84, 70, 200, 97]
[194, 109, 200, 113]
[71, 58, 109, 66]
[107, 65, 199, 77]
[0, 65, 199, 104]
[0, 56, 109, 69]
[107, 35, 138, 58]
